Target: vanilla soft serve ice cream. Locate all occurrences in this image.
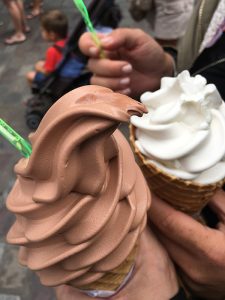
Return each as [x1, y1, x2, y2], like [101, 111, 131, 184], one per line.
[131, 71, 225, 185]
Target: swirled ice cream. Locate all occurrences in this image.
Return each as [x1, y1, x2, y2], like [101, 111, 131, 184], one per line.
[6, 86, 150, 292]
[131, 71, 225, 185]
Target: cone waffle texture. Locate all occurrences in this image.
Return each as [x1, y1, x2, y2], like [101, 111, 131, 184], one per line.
[130, 125, 225, 214]
[80, 245, 137, 291]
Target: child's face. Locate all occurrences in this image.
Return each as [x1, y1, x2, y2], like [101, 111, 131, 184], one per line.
[41, 27, 50, 41]
[41, 27, 56, 42]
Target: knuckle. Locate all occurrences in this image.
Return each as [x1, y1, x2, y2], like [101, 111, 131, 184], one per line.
[133, 28, 145, 36]
[187, 268, 207, 285]
[87, 59, 95, 71]
[90, 76, 98, 85]
[207, 250, 225, 267]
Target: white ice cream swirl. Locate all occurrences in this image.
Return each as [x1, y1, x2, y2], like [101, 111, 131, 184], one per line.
[131, 71, 225, 184]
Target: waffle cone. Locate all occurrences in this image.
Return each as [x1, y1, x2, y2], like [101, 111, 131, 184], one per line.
[130, 125, 225, 214]
[80, 245, 137, 292]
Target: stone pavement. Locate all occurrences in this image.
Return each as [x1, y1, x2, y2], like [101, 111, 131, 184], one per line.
[0, 1, 148, 299]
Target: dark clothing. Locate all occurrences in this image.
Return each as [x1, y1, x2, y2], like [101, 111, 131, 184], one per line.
[190, 32, 225, 100]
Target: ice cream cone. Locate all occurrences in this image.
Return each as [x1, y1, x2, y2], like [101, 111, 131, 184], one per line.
[6, 86, 150, 297]
[130, 124, 225, 214]
[80, 245, 137, 292]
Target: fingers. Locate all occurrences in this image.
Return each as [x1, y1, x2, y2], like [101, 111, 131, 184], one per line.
[78, 32, 113, 57]
[55, 284, 101, 300]
[88, 58, 133, 93]
[88, 58, 132, 77]
[90, 75, 131, 95]
[149, 193, 216, 250]
[99, 28, 148, 51]
[79, 32, 100, 57]
[149, 192, 225, 263]
[79, 28, 148, 57]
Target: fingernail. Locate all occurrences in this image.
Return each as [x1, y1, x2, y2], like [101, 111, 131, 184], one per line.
[89, 47, 98, 55]
[101, 36, 113, 45]
[120, 77, 130, 85]
[122, 64, 132, 74]
[120, 88, 131, 95]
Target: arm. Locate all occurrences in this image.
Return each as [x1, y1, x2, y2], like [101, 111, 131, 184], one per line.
[55, 227, 179, 300]
[35, 60, 46, 73]
[41, 46, 59, 75]
[149, 190, 225, 300]
[79, 28, 174, 99]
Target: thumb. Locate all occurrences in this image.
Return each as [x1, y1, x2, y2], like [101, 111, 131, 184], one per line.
[79, 28, 152, 57]
[149, 193, 212, 251]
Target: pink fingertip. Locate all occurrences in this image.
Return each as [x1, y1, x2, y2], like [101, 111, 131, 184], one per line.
[120, 77, 130, 85]
[119, 88, 131, 95]
[122, 64, 132, 74]
[89, 47, 99, 55]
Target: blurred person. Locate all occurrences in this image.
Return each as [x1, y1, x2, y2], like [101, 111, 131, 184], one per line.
[26, 3, 122, 90]
[26, 0, 43, 19]
[26, 9, 69, 87]
[3, 0, 30, 45]
[129, 0, 194, 47]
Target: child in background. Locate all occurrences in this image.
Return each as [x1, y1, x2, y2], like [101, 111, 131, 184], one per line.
[26, 3, 122, 89]
[26, 9, 68, 86]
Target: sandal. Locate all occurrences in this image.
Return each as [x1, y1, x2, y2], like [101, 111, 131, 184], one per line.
[4, 35, 26, 45]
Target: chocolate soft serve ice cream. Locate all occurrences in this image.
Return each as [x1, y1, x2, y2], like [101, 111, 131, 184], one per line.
[130, 71, 225, 214]
[6, 86, 150, 297]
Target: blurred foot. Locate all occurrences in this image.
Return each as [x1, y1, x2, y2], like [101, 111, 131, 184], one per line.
[4, 33, 26, 45]
[26, 9, 41, 19]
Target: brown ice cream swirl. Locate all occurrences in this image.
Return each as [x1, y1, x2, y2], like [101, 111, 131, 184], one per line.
[6, 86, 150, 288]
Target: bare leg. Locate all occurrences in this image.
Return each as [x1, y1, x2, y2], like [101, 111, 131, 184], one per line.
[26, 71, 36, 85]
[27, 0, 42, 19]
[17, 0, 30, 32]
[3, 0, 26, 44]
[32, 0, 42, 14]
[26, 0, 43, 9]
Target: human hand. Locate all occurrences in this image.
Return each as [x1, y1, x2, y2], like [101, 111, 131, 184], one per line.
[149, 190, 225, 300]
[35, 60, 45, 73]
[55, 227, 179, 300]
[79, 28, 174, 98]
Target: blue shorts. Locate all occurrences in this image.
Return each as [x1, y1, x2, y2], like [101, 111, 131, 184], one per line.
[34, 72, 47, 86]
